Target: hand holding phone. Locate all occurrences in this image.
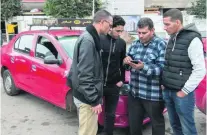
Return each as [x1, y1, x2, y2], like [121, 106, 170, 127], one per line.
[129, 60, 144, 70]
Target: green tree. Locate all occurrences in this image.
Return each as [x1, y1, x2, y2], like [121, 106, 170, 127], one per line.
[187, 0, 206, 19]
[44, 0, 103, 18]
[1, 0, 22, 21]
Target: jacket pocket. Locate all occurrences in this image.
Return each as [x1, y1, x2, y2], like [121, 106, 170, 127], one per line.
[94, 79, 103, 97]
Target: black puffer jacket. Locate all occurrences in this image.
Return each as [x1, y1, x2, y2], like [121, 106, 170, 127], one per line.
[162, 23, 202, 90]
[100, 34, 126, 86]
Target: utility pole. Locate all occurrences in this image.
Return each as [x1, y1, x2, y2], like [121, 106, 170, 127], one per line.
[92, 0, 95, 17]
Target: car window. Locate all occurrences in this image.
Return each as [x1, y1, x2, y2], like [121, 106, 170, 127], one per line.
[14, 38, 20, 49]
[35, 36, 59, 60]
[57, 36, 78, 58]
[14, 35, 34, 54]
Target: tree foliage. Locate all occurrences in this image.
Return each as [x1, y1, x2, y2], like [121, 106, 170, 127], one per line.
[187, 0, 206, 19]
[1, 0, 22, 21]
[43, 0, 103, 18]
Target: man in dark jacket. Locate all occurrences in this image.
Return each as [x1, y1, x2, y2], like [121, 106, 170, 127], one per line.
[68, 10, 113, 135]
[99, 15, 126, 135]
[162, 9, 206, 135]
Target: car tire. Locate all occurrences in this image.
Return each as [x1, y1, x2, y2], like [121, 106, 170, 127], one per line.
[2, 70, 20, 96]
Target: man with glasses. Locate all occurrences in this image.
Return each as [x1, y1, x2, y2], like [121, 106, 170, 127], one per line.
[99, 15, 126, 135]
[68, 10, 113, 135]
[123, 17, 166, 135]
[103, 20, 113, 29]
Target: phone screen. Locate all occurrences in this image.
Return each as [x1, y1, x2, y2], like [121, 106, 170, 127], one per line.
[131, 60, 139, 64]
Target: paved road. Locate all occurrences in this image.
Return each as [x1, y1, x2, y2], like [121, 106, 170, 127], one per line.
[1, 80, 206, 135]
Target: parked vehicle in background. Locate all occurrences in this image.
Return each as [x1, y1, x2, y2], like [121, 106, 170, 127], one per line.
[1, 29, 81, 110]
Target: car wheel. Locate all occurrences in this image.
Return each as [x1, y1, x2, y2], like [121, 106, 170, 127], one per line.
[2, 70, 20, 96]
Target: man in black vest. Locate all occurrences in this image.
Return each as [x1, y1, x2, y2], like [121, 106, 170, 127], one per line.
[162, 8, 206, 135]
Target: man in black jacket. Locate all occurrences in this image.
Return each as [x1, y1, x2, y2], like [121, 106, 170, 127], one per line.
[68, 10, 113, 135]
[99, 15, 126, 135]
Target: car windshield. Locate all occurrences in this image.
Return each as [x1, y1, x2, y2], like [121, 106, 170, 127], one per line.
[57, 36, 78, 58]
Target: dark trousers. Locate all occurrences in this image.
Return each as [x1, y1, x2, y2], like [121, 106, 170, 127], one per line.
[128, 93, 165, 135]
[102, 85, 120, 135]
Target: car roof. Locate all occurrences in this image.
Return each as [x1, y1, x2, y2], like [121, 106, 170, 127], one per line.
[20, 29, 82, 36]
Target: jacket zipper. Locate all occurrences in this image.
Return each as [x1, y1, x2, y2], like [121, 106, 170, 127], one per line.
[119, 68, 121, 77]
[113, 43, 116, 52]
[104, 39, 113, 86]
[172, 33, 178, 51]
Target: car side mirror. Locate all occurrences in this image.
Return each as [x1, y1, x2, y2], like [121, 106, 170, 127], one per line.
[44, 55, 62, 65]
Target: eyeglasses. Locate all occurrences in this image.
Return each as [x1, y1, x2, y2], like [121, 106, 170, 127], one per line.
[104, 20, 113, 28]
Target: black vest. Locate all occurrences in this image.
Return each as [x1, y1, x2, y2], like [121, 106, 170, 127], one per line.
[162, 30, 201, 91]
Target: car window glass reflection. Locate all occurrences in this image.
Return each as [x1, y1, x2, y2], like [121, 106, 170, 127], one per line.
[35, 36, 58, 59]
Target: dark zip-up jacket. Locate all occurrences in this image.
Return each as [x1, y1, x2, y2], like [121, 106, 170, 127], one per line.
[68, 31, 103, 106]
[100, 34, 126, 86]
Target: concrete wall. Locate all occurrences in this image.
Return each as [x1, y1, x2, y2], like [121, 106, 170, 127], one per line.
[145, 0, 196, 8]
[141, 12, 206, 38]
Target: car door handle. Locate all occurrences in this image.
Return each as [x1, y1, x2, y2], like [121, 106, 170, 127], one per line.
[31, 65, 36, 71]
[10, 57, 15, 63]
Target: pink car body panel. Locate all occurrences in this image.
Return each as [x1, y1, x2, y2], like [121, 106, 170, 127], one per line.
[98, 95, 167, 127]
[195, 37, 206, 114]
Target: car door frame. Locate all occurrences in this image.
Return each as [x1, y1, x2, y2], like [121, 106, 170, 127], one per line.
[10, 34, 35, 92]
[30, 33, 70, 108]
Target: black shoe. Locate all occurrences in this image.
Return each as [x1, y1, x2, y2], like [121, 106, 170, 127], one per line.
[97, 123, 104, 134]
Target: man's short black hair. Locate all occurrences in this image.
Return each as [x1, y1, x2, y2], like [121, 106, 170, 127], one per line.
[112, 15, 125, 28]
[163, 8, 183, 24]
[137, 17, 154, 30]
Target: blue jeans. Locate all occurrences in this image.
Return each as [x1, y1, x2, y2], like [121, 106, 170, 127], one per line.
[162, 89, 197, 135]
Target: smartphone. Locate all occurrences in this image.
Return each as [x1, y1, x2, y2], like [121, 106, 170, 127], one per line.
[130, 60, 139, 64]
